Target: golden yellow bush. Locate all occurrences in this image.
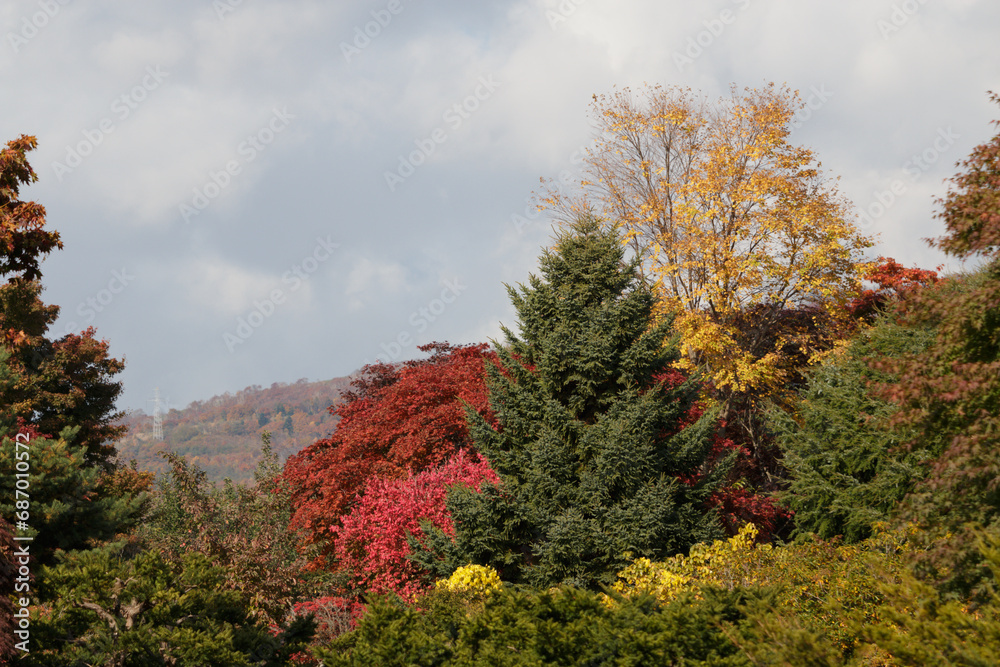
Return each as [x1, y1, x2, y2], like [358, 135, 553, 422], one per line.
[612, 523, 771, 603]
[435, 564, 503, 597]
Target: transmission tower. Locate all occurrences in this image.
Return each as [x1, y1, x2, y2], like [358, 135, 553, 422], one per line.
[151, 387, 164, 441]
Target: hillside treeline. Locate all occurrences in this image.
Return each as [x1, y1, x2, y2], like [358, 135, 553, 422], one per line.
[117, 376, 352, 483]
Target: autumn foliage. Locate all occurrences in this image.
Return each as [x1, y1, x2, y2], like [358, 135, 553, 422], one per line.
[871, 94, 1000, 597]
[0, 136, 126, 466]
[847, 256, 940, 321]
[545, 83, 872, 398]
[9, 89, 1000, 664]
[653, 368, 788, 539]
[0, 134, 62, 282]
[284, 342, 497, 566]
[332, 449, 498, 599]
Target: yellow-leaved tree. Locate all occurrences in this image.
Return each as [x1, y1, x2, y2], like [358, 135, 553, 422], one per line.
[543, 83, 872, 460]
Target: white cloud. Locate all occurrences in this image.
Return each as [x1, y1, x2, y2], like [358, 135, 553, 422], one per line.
[344, 257, 410, 310]
[175, 256, 283, 317]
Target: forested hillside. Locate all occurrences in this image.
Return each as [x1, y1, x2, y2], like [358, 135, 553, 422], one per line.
[116, 376, 354, 483]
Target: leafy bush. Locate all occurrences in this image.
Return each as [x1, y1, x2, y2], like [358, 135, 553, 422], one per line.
[612, 523, 914, 659]
[137, 435, 320, 625]
[291, 596, 366, 647]
[332, 449, 498, 599]
[611, 523, 772, 603]
[435, 564, 503, 597]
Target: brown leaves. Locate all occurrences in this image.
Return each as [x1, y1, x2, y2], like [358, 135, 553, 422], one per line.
[0, 135, 62, 283]
[932, 91, 1000, 260]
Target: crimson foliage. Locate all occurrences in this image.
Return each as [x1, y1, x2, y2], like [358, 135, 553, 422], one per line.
[332, 449, 498, 599]
[848, 256, 940, 322]
[284, 343, 496, 566]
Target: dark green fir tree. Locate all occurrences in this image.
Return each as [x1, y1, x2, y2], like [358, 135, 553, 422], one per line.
[413, 216, 728, 589]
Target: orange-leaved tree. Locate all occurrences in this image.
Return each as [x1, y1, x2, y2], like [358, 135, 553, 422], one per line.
[0, 135, 126, 465]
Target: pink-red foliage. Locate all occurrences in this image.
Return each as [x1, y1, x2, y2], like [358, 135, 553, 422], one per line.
[283, 343, 497, 567]
[331, 449, 499, 599]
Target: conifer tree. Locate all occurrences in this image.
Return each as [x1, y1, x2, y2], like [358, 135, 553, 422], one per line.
[413, 216, 728, 589]
[1, 135, 126, 467]
[769, 315, 934, 543]
[0, 351, 145, 568]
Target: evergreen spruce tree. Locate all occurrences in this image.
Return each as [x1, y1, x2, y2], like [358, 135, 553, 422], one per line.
[0, 351, 146, 568]
[768, 315, 935, 543]
[413, 216, 727, 589]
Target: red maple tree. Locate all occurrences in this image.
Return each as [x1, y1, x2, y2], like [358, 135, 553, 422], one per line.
[653, 370, 789, 540]
[283, 342, 497, 567]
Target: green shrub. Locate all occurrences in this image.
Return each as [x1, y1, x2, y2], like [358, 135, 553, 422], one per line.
[314, 584, 751, 666]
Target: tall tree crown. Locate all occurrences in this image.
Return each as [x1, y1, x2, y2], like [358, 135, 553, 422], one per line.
[414, 217, 726, 589]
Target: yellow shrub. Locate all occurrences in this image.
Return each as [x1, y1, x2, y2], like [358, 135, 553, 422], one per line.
[612, 523, 915, 657]
[612, 522, 772, 603]
[436, 564, 503, 597]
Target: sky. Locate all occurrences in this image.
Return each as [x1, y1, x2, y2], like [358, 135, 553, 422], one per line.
[1, 0, 997, 416]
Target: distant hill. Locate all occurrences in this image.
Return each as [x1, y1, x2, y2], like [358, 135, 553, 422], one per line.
[115, 376, 355, 484]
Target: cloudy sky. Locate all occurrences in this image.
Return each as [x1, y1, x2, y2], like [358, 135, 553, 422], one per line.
[2, 0, 997, 416]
